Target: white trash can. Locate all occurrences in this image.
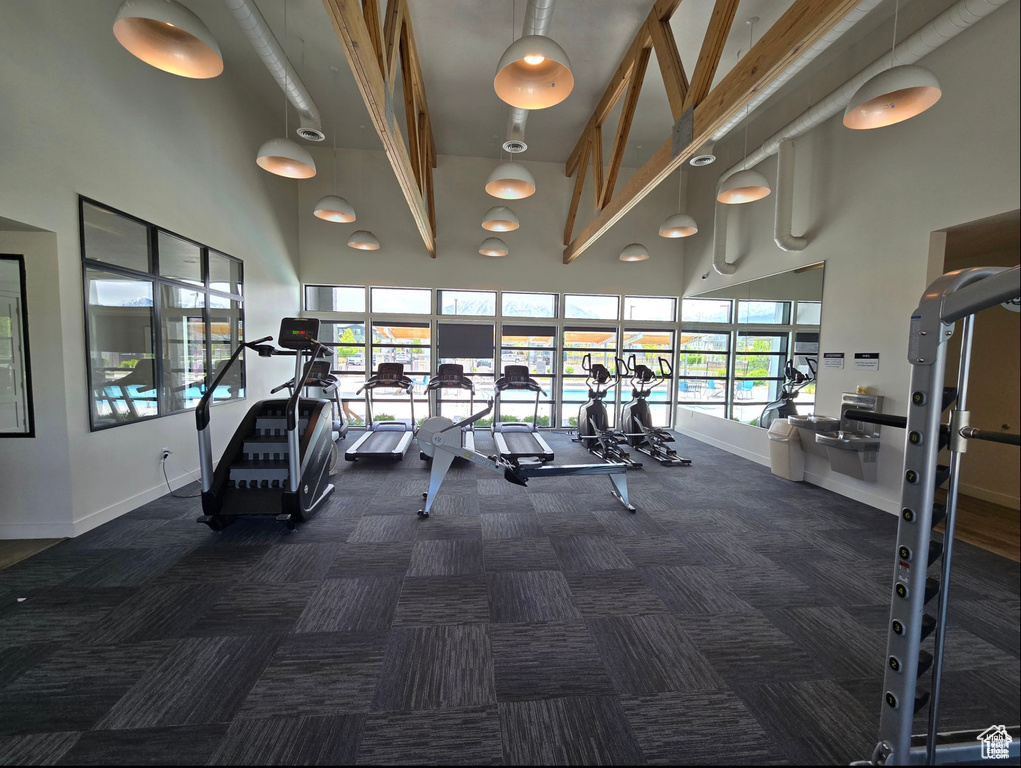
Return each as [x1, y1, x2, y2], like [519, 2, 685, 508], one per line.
[767, 418, 805, 481]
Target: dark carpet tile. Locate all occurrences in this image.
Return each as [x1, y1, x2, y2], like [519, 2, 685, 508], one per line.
[767, 606, 887, 679]
[949, 599, 1021, 655]
[683, 611, 826, 682]
[526, 477, 584, 495]
[475, 495, 537, 516]
[372, 624, 496, 711]
[620, 690, 789, 765]
[490, 620, 616, 701]
[487, 570, 582, 624]
[735, 679, 879, 765]
[0, 643, 59, 688]
[615, 535, 691, 568]
[295, 576, 402, 632]
[54, 724, 228, 766]
[407, 539, 484, 576]
[480, 512, 546, 540]
[591, 506, 669, 536]
[529, 492, 591, 515]
[209, 715, 363, 766]
[498, 696, 646, 765]
[477, 478, 529, 497]
[151, 544, 273, 583]
[641, 565, 754, 615]
[0, 550, 111, 594]
[185, 581, 317, 636]
[940, 624, 1020, 673]
[192, 519, 297, 546]
[357, 706, 503, 765]
[565, 570, 668, 617]
[534, 509, 612, 537]
[482, 538, 561, 571]
[587, 614, 726, 695]
[0, 588, 134, 647]
[715, 564, 830, 608]
[668, 530, 776, 568]
[325, 541, 414, 578]
[63, 518, 168, 550]
[413, 514, 484, 541]
[417, 492, 482, 519]
[0, 640, 176, 738]
[936, 661, 1021, 732]
[240, 542, 338, 584]
[777, 557, 891, 607]
[949, 564, 1021, 604]
[238, 631, 388, 720]
[69, 547, 194, 588]
[0, 732, 81, 766]
[550, 535, 634, 571]
[393, 575, 490, 626]
[347, 515, 420, 543]
[97, 635, 280, 729]
[79, 583, 219, 645]
[363, 494, 433, 518]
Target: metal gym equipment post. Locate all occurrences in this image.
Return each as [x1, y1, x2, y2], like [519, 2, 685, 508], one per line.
[866, 265, 1020, 766]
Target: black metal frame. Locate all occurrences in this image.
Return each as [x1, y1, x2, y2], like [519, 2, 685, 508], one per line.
[78, 196, 244, 431]
[0, 253, 35, 438]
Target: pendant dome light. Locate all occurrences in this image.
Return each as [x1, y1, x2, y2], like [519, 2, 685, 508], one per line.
[619, 242, 650, 262]
[659, 169, 697, 238]
[843, 0, 940, 130]
[482, 205, 519, 232]
[348, 126, 378, 250]
[495, 35, 574, 110]
[256, 0, 316, 179]
[479, 237, 509, 257]
[314, 66, 356, 222]
[113, 0, 223, 79]
[717, 19, 770, 205]
[485, 161, 535, 200]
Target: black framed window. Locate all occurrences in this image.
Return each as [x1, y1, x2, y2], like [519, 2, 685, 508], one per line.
[0, 254, 34, 436]
[80, 197, 245, 430]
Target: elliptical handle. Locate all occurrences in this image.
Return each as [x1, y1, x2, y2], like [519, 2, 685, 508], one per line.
[658, 356, 673, 378]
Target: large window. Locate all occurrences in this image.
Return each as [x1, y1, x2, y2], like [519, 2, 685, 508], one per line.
[623, 329, 674, 428]
[562, 326, 617, 427]
[499, 325, 555, 427]
[371, 322, 430, 426]
[81, 198, 244, 430]
[439, 290, 496, 316]
[502, 292, 557, 318]
[677, 330, 729, 418]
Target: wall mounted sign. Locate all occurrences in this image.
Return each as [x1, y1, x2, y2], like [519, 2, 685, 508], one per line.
[854, 352, 880, 371]
[823, 352, 844, 369]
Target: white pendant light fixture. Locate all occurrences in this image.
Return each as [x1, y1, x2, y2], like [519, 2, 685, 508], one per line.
[494, 35, 574, 110]
[348, 230, 380, 251]
[482, 206, 519, 232]
[619, 242, 650, 262]
[113, 0, 223, 79]
[348, 126, 378, 250]
[314, 66, 356, 222]
[256, 0, 316, 179]
[659, 169, 698, 238]
[717, 19, 770, 205]
[479, 237, 509, 257]
[843, 0, 941, 130]
[485, 160, 535, 200]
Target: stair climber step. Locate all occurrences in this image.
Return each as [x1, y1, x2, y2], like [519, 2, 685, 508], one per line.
[931, 503, 947, 529]
[917, 650, 934, 676]
[920, 613, 937, 641]
[914, 691, 930, 713]
[243, 434, 291, 461]
[927, 540, 944, 567]
[933, 465, 951, 488]
[255, 417, 309, 436]
[924, 577, 940, 604]
[229, 458, 289, 489]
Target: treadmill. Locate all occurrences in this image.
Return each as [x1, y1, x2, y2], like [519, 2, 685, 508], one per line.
[344, 362, 416, 461]
[421, 363, 476, 459]
[492, 365, 554, 463]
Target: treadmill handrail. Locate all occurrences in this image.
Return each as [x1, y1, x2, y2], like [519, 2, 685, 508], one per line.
[357, 374, 415, 395]
[494, 376, 546, 396]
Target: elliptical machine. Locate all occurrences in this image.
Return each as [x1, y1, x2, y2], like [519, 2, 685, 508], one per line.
[575, 354, 642, 468]
[758, 357, 817, 430]
[271, 358, 348, 475]
[196, 318, 335, 531]
[619, 355, 691, 466]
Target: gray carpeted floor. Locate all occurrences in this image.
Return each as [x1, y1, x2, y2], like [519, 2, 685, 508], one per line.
[0, 430, 1018, 765]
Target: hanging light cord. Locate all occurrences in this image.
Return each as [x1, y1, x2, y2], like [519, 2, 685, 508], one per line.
[283, 0, 289, 137]
[332, 67, 338, 193]
[891, 0, 900, 63]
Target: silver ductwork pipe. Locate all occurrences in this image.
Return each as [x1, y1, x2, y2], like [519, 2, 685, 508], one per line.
[774, 139, 807, 252]
[222, 0, 324, 141]
[503, 0, 558, 153]
[712, 200, 737, 275]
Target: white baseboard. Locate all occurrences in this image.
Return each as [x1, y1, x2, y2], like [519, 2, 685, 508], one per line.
[0, 521, 77, 539]
[70, 467, 203, 538]
[959, 483, 1020, 511]
[675, 426, 770, 467]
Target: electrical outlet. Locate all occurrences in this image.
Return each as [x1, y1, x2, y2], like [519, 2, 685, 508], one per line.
[161, 448, 171, 461]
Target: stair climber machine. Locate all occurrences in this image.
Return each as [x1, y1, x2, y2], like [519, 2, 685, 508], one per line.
[344, 362, 416, 461]
[758, 357, 817, 430]
[420, 363, 476, 460]
[417, 399, 635, 518]
[271, 358, 348, 475]
[492, 364, 555, 463]
[619, 355, 691, 466]
[195, 318, 336, 532]
[574, 354, 642, 468]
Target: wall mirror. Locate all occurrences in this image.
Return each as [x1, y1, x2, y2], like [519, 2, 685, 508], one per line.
[678, 262, 823, 427]
[0, 254, 34, 436]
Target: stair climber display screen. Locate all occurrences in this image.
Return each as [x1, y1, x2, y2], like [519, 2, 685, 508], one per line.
[195, 317, 336, 531]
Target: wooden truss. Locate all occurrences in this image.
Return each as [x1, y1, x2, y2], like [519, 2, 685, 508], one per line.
[562, 0, 863, 264]
[321, 0, 437, 257]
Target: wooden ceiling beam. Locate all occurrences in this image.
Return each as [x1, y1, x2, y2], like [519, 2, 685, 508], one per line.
[361, 0, 385, 80]
[564, 0, 865, 264]
[382, 0, 404, 93]
[564, 139, 590, 245]
[682, 0, 739, 113]
[322, 0, 435, 257]
[601, 44, 651, 210]
[649, 17, 688, 120]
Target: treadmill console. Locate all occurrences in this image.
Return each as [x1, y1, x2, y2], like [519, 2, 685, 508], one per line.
[304, 359, 333, 383]
[376, 362, 406, 385]
[504, 365, 530, 383]
[437, 363, 464, 381]
[278, 317, 321, 351]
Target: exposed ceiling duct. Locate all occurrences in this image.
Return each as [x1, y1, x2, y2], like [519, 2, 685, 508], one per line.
[222, 0, 324, 141]
[502, 0, 558, 154]
[712, 0, 1008, 274]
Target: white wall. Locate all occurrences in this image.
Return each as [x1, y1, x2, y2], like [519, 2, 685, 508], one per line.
[676, 1, 1020, 513]
[0, 1, 301, 537]
[299, 150, 685, 295]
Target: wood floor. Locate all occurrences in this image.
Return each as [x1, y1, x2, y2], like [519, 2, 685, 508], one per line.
[0, 538, 64, 570]
[935, 492, 1020, 562]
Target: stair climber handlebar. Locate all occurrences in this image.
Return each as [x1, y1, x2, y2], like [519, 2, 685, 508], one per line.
[195, 336, 272, 431]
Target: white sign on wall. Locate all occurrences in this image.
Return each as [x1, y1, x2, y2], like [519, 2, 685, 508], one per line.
[823, 352, 844, 369]
[854, 352, 880, 371]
